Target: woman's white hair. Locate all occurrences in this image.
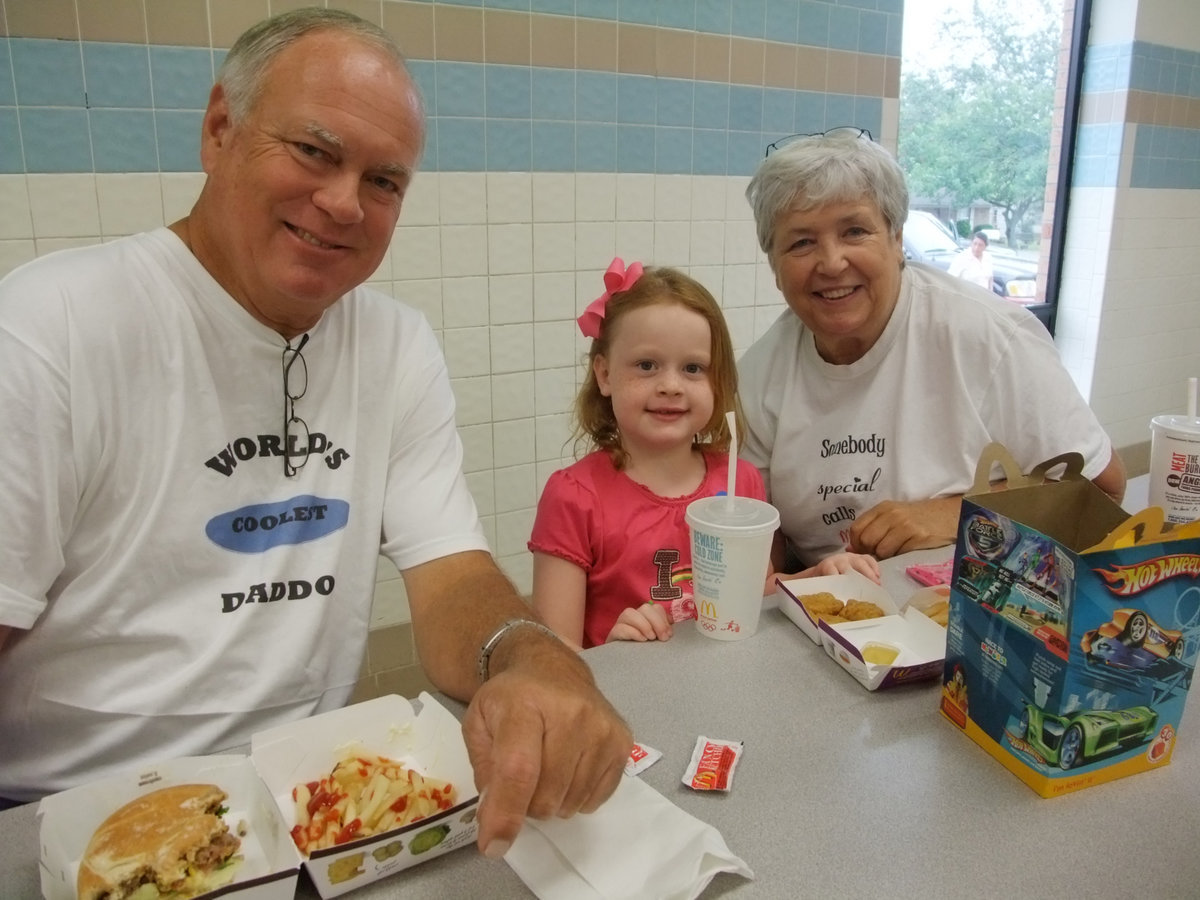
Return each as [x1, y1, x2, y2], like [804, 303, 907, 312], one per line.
[745, 131, 909, 268]
[217, 7, 412, 124]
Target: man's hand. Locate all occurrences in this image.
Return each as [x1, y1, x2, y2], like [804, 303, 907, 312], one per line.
[847, 496, 962, 559]
[801, 551, 881, 583]
[605, 602, 672, 643]
[461, 649, 632, 859]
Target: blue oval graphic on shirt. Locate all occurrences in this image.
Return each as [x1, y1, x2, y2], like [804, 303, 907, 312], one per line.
[206, 495, 349, 553]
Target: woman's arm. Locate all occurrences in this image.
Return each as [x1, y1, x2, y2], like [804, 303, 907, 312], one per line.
[531, 552, 588, 651]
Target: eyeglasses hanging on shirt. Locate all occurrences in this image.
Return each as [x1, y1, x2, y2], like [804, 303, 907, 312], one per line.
[282, 333, 310, 477]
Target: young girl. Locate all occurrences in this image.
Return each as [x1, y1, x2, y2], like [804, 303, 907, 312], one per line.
[529, 258, 877, 650]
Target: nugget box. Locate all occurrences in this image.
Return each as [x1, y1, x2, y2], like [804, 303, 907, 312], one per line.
[250, 692, 480, 898]
[38, 754, 300, 900]
[777, 570, 947, 690]
[941, 444, 1200, 797]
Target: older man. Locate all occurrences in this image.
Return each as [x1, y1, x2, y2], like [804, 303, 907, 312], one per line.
[0, 9, 630, 858]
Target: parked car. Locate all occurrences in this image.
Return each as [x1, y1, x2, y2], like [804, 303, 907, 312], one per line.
[902, 210, 1039, 304]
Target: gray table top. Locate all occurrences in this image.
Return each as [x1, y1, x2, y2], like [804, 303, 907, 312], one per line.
[6, 543, 1199, 899]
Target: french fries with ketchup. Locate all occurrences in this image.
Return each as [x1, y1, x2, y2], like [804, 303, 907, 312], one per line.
[289, 752, 457, 855]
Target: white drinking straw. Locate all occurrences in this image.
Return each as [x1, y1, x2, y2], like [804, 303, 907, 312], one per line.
[1189, 377, 1198, 419]
[725, 409, 738, 509]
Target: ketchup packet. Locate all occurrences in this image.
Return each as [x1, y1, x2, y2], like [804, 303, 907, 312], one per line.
[682, 736, 743, 792]
[624, 741, 663, 777]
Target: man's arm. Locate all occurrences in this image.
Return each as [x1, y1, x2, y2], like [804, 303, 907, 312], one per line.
[1092, 448, 1127, 505]
[402, 550, 632, 860]
[0, 625, 10, 652]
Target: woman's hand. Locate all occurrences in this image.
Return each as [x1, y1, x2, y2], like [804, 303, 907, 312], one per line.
[847, 496, 962, 559]
[605, 602, 673, 643]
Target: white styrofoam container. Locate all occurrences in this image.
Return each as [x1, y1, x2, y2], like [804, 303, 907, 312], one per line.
[38, 755, 300, 900]
[250, 693, 480, 898]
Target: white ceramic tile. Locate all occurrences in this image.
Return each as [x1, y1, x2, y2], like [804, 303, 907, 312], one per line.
[368, 243, 393, 283]
[400, 172, 439, 225]
[691, 175, 727, 221]
[535, 412, 575, 462]
[95, 174, 164, 236]
[488, 224, 533, 275]
[487, 172, 532, 222]
[492, 370, 536, 420]
[439, 172, 488, 224]
[614, 220, 655, 263]
[443, 326, 492, 377]
[725, 220, 762, 264]
[443, 275, 490, 328]
[458, 422, 494, 473]
[576, 173, 616, 221]
[376, 554, 401, 580]
[498, 550, 533, 597]
[160, 173, 204, 223]
[466, 469, 496, 517]
[398, 277, 443, 329]
[654, 175, 692, 220]
[616, 173, 655, 220]
[490, 323, 534, 374]
[689, 220, 725, 266]
[0, 177, 33, 239]
[724, 176, 753, 220]
[27, 174, 100, 237]
[494, 461, 536, 511]
[35, 237, 97, 255]
[0, 239, 36, 278]
[535, 365, 577, 417]
[533, 221, 576, 271]
[391, 224, 442, 280]
[369, 576, 411, 628]
[722, 306, 756, 354]
[489, 273, 534, 324]
[494, 508, 536, 557]
[575, 221, 617, 270]
[493, 418, 536, 468]
[440, 224, 488, 276]
[532, 172, 576, 222]
[721, 262, 758, 307]
[451, 375, 493, 426]
[479, 514, 498, 556]
[653, 220, 691, 266]
[533, 270, 578, 321]
[534, 320, 577, 368]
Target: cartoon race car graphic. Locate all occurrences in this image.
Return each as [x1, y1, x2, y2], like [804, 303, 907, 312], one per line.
[1081, 609, 1186, 667]
[1013, 703, 1158, 770]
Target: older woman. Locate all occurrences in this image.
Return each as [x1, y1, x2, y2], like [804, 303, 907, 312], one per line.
[738, 128, 1125, 569]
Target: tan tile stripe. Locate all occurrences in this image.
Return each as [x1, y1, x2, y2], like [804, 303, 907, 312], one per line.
[1079, 90, 1200, 130]
[4, 0, 899, 98]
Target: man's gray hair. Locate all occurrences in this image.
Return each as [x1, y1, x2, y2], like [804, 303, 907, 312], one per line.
[745, 132, 909, 266]
[218, 7, 410, 123]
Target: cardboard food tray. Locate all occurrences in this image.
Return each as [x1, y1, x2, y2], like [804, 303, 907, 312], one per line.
[38, 754, 300, 900]
[250, 692, 480, 898]
[777, 570, 946, 690]
[940, 444, 1200, 797]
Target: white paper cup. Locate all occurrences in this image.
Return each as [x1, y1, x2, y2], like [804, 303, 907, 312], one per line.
[686, 496, 779, 641]
[1149, 414, 1200, 523]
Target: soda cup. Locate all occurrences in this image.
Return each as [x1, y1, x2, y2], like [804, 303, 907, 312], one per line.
[685, 496, 779, 640]
[1149, 415, 1200, 524]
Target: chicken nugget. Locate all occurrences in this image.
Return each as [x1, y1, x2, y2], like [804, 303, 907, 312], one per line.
[841, 599, 885, 621]
[924, 600, 950, 627]
[799, 591, 843, 617]
[816, 613, 849, 624]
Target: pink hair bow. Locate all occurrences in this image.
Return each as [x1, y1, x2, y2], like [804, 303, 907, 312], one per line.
[577, 257, 644, 339]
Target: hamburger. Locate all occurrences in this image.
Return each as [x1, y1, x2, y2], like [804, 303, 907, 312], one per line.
[77, 783, 243, 900]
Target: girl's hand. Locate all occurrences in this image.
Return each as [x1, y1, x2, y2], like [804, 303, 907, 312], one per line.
[799, 552, 881, 584]
[604, 602, 673, 643]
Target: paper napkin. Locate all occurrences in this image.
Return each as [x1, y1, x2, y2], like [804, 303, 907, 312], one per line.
[504, 774, 753, 900]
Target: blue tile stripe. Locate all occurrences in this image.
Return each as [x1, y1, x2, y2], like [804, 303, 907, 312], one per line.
[0, 37, 884, 177]
[1079, 41, 1200, 190]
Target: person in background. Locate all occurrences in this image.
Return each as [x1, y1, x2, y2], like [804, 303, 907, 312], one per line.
[738, 127, 1125, 573]
[529, 259, 878, 650]
[0, 8, 630, 857]
[948, 230, 994, 291]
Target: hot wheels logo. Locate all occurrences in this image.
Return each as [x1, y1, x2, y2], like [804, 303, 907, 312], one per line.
[1095, 554, 1200, 595]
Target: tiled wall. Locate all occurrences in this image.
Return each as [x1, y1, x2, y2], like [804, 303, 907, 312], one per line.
[1055, 0, 1200, 465]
